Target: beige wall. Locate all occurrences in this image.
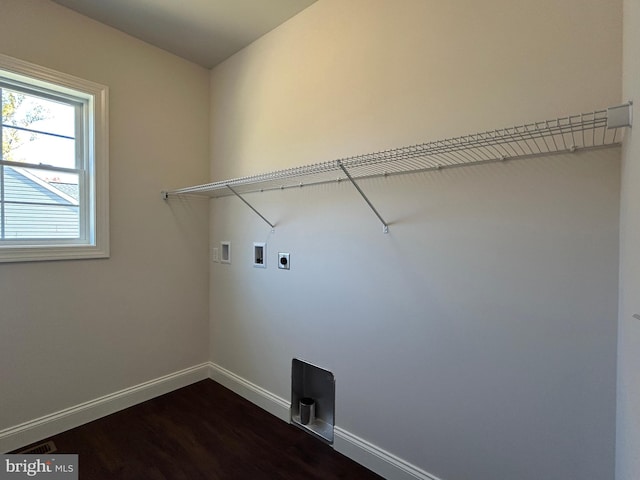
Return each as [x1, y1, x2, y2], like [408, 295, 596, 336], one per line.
[210, 0, 621, 180]
[0, 0, 210, 434]
[0, 1, 631, 479]
[617, 1, 640, 479]
[209, 1, 622, 479]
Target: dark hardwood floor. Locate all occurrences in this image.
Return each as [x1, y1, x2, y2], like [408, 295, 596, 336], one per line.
[14, 380, 383, 479]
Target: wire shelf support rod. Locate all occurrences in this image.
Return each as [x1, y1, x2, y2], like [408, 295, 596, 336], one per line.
[226, 185, 276, 230]
[338, 161, 389, 234]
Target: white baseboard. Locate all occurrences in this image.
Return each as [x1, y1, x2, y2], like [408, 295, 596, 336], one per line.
[207, 362, 441, 480]
[1, 361, 441, 480]
[334, 427, 443, 480]
[0, 363, 210, 453]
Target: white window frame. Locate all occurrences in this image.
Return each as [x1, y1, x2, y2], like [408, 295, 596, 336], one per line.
[0, 53, 109, 262]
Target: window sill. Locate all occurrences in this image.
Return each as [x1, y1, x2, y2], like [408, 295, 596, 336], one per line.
[0, 244, 109, 263]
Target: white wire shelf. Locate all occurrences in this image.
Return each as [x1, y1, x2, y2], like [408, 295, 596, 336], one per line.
[163, 103, 631, 199]
[162, 102, 632, 232]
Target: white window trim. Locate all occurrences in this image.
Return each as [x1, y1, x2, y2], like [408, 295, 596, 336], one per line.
[0, 53, 109, 263]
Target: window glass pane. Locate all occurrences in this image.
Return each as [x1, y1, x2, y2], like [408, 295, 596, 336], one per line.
[2, 126, 76, 168]
[2, 88, 75, 137]
[2, 166, 80, 239]
[4, 203, 79, 239]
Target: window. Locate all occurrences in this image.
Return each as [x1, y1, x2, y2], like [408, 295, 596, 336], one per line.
[0, 54, 108, 262]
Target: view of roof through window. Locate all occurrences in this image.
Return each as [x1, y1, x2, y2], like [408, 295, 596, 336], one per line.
[1, 86, 80, 239]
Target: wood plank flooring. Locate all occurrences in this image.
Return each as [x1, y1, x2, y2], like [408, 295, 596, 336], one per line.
[14, 380, 383, 479]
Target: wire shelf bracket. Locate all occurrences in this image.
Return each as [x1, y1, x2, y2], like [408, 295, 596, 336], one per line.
[226, 184, 276, 230]
[162, 102, 632, 232]
[338, 160, 389, 233]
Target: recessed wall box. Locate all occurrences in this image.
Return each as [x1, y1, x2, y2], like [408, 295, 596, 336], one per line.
[278, 252, 290, 270]
[253, 242, 266, 268]
[291, 358, 335, 444]
[220, 241, 231, 264]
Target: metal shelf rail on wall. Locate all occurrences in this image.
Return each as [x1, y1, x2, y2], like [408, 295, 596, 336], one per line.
[162, 102, 633, 233]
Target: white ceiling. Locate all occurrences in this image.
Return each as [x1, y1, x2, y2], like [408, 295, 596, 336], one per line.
[52, 0, 317, 68]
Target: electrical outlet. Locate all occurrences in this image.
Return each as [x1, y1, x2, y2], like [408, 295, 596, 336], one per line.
[211, 247, 219, 262]
[278, 252, 290, 270]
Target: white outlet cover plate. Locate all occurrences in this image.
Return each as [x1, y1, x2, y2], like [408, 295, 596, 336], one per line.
[221, 241, 231, 264]
[278, 252, 290, 270]
[254, 242, 266, 268]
